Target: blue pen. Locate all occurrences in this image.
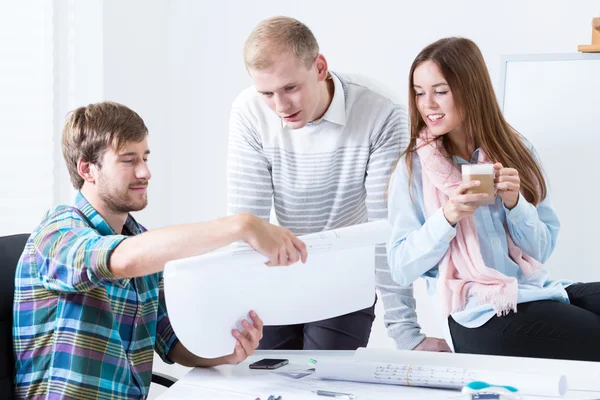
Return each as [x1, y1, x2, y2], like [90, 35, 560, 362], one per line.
[462, 381, 523, 400]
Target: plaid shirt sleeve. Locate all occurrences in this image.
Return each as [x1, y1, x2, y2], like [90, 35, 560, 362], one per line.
[33, 207, 129, 292]
[154, 273, 179, 364]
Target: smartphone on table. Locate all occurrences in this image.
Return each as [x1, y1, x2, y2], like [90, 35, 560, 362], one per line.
[248, 358, 289, 370]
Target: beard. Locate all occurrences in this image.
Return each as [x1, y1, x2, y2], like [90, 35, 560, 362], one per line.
[97, 175, 148, 214]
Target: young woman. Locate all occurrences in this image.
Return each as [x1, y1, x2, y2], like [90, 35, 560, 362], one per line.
[387, 37, 600, 361]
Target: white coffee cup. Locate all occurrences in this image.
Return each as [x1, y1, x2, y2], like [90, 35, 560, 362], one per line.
[461, 163, 495, 206]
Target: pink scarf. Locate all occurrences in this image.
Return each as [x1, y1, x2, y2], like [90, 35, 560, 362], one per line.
[416, 133, 542, 317]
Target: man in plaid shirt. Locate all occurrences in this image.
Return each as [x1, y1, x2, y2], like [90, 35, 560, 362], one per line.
[13, 101, 307, 399]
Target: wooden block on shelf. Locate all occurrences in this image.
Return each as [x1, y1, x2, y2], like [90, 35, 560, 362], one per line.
[578, 44, 600, 53]
[578, 17, 600, 52]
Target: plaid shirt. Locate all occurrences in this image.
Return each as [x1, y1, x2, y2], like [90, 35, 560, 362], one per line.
[13, 192, 179, 399]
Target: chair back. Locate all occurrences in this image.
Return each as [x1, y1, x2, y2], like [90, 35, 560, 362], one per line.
[0, 234, 29, 400]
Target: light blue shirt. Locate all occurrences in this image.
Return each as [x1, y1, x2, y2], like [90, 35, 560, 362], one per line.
[387, 149, 572, 329]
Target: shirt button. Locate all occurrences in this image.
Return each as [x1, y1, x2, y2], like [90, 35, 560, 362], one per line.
[493, 239, 500, 245]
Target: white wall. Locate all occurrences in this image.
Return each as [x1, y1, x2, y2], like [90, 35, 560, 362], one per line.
[102, 0, 172, 229]
[5, 1, 598, 397]
[0, 2, 54, 235]
[502, 55, 600, 283]
[53, 0, 105, 208]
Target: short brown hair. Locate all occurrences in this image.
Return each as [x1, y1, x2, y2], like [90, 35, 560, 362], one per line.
[244, 16, 319, 70]
[61, 101, 148, 189]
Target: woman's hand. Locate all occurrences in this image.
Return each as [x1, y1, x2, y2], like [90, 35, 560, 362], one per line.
[443, 181, 489, 226]
[493, 163, 520, 210]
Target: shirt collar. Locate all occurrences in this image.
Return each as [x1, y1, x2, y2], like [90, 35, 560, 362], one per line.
[280, 71, 347, 129]
[317, 71, 346, 126]
[452, 148, 482, 165]
[75, 191, 143, 236]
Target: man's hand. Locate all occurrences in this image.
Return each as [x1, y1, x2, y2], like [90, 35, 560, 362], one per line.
[222, 311, 264, 365]
[238, 213, 308, 266]
[413, 337, 452, 352]
[166, 311, 265, 368]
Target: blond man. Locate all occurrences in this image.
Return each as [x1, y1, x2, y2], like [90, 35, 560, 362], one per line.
[227, 17, 447, 351]
[13, 102, 307, 399]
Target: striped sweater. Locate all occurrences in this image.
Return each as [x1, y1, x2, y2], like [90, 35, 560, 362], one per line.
[227, 71, 424, 349]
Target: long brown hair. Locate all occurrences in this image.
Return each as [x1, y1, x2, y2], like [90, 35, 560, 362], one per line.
[400, 37, 546, 205]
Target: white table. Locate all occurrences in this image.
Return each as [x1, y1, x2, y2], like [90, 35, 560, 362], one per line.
[157, 350, 600, 400]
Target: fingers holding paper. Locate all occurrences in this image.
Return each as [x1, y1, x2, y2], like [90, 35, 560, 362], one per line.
[226, 311, 264, 365]
[266, 232, 307, 266]
[245, 310, 264, 345]
[290, 235, 308, 263]
[283, 234, 308, 266]
[239, 213, 308, 266]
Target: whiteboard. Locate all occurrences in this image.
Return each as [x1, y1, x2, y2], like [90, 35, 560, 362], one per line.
[500, 53, 600, 282]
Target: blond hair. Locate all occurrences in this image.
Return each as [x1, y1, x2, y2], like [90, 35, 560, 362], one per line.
[244, 16, 319, 70]
[61, 101, 148, 189]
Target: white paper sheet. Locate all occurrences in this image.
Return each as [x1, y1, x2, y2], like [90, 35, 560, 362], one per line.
[163, 221, 391, 358]
[164, 365, 454, 400]
[356, 348, 600, 392]
[316, 359, 567, 397]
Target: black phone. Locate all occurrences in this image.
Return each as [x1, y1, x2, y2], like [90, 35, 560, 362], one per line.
[248, 358, 289, 370]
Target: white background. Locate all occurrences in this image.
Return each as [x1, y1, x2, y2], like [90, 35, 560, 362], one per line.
[502, 56, 600, 283]
[1, 1, 599, 397]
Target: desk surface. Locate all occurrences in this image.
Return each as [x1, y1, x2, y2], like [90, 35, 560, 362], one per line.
[157, 350, 600, 400]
